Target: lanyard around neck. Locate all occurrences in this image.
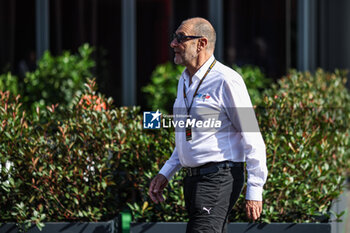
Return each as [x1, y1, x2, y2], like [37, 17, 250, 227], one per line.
[183, 59, 216, 115]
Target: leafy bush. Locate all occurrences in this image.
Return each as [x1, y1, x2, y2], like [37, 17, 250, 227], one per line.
[133, 69, 350, 223]
[142, 62, 184, 113]
[142, 63, 270, 113]
[0, 80, 117, 229]
[230, 69, 350, 223]
[0, 72, 19, 96]
[0, 79, 179, 229]
[0, 44, 95, 114]
[233, 65, 271, 105]
[1, 69, 349, 228]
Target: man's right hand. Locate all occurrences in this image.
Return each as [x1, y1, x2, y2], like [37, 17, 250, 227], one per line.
[148, 174, 168, 203]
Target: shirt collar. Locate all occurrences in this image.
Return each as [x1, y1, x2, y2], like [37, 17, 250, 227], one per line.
[183, 55, 215, 87]
[194, 55, 215, 81]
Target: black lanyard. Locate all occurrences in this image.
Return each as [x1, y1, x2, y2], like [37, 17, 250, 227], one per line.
[183, 59, 216, 115]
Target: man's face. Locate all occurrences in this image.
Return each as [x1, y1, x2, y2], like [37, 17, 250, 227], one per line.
[170, 23, 198, 66]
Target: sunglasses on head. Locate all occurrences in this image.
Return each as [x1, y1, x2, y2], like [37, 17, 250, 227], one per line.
[172, 33, 203, 44]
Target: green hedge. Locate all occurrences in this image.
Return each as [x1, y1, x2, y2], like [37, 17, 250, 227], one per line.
[231, 69, 350, 222]
[1, 69, 349, 229]
[142, 62, 184, 113]
[134, 69, 350, 223]
[142, 63, 271, 113]
[0, 44, 95, 114]
[233, 65, 271, 105]
[1, 80, 117, 228]
[0, 79, 178, 229]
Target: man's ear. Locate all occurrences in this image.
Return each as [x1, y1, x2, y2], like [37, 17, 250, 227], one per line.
[197, 37, 208, 52]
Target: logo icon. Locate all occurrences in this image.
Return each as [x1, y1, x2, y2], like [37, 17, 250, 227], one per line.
[203, 207, 212, 214]
[143, 110, 161, 129]
[196, 93, 211, 101]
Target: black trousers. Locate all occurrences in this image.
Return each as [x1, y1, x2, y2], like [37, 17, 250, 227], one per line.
[184, 165, 245, 233]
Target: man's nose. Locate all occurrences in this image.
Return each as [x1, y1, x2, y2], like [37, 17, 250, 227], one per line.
[170, 38, 178, 48]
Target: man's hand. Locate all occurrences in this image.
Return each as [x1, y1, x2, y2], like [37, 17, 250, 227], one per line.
[148, 174, 168, 204]
[245, 200, 262, 221]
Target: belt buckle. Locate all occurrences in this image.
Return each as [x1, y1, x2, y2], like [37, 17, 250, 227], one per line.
[187, 168, 192, 176]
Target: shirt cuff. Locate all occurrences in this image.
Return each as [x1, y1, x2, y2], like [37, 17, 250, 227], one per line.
[159, 162, 181, 181]
[245, 184, 263, 201]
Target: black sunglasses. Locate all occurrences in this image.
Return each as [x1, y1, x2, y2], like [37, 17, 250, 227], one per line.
[172, 33, 203, 44]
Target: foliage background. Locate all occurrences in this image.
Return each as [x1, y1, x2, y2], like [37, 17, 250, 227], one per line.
[0, 48, 349, 228]
[136, 68, 350, 223]
[142, 63, 271, 113]
[230, 69, 350, 223]
[142, 62, 184, 113]
[0, 44, 94, 114]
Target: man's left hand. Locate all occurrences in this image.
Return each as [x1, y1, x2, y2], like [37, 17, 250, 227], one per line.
[245, 200, 262, 221]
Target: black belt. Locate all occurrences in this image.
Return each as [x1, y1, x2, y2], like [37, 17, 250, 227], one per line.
[186, 161, 244, 177]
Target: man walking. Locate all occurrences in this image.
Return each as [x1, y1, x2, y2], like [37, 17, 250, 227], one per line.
[149, 17, 267, 233]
